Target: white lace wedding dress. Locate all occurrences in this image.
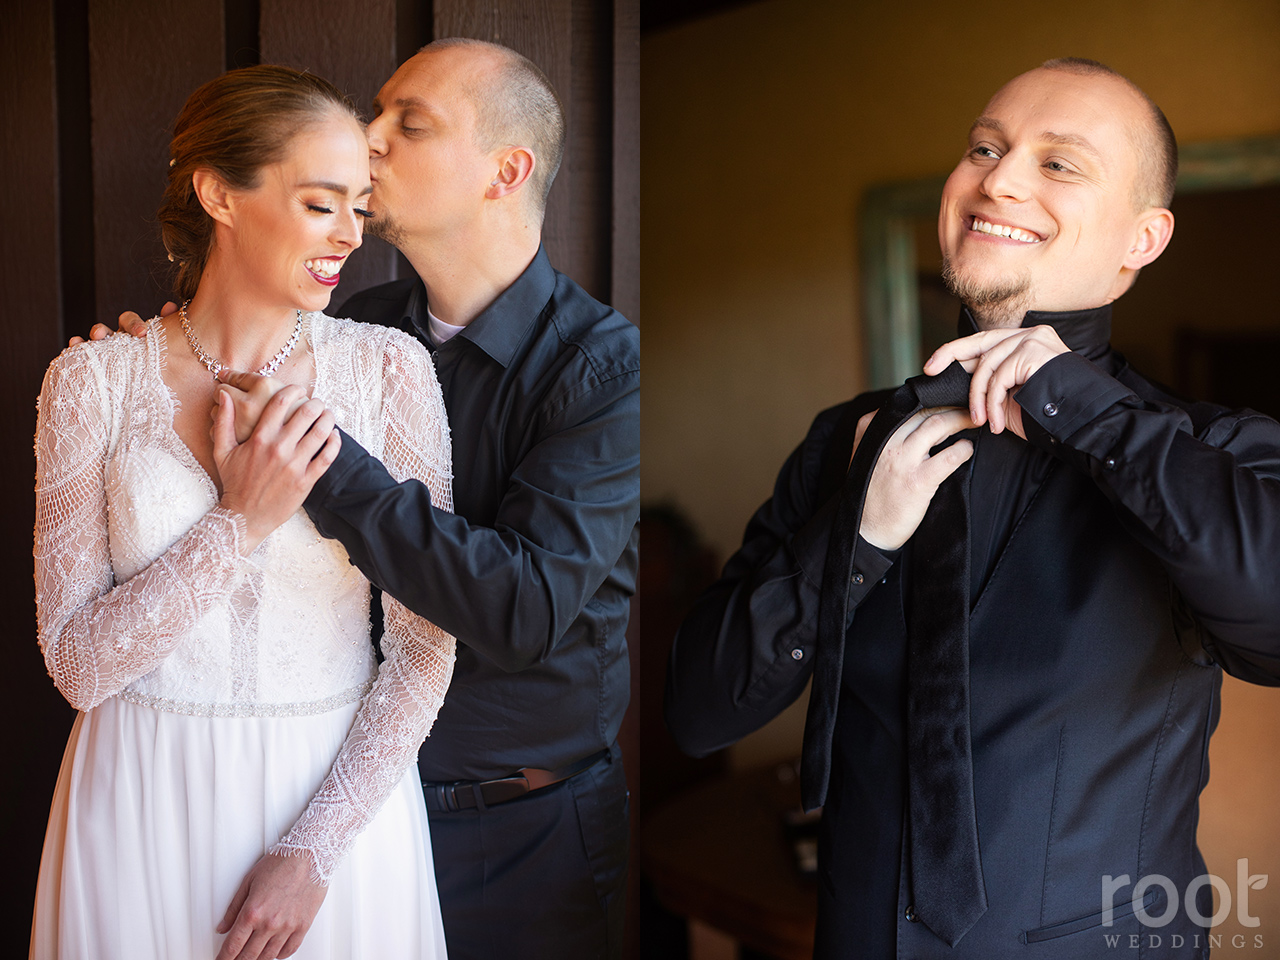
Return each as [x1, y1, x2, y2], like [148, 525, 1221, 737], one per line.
[30, 314, 455, 959]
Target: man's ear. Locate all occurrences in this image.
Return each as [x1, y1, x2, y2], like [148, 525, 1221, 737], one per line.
[192, 168, 235, 227]
[1123, 207, 1175, 271]
[485, 147, 536, 201]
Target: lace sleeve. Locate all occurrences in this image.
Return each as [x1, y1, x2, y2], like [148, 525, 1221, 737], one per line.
[273, 332, 456, 881]
[34, 346, 248, 711]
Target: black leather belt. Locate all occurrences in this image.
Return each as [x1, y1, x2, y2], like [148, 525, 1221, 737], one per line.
[423, 748, 610, 813]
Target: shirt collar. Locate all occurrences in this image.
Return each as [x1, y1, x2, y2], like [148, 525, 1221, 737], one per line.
[425, 305, 467, 345]
[403, 245, 556, 368]
[957, 302, 1113, 361]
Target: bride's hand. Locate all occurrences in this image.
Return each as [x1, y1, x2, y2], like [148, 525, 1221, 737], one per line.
[214, 370, 302, 444]
[214, 852, 328, 960]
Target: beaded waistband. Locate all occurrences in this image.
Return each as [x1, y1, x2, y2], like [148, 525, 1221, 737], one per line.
[116, 679, 373, 718]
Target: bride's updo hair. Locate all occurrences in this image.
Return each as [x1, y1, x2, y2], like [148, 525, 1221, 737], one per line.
[158, 65, 360, 302]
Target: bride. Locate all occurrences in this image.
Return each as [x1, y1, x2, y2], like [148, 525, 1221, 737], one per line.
[31, 66, 454, 959]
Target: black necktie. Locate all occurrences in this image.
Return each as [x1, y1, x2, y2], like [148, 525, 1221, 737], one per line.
[800, 360, 988, 946]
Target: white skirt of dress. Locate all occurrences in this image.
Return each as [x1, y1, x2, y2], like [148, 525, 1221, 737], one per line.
[30, 696, 447, 959]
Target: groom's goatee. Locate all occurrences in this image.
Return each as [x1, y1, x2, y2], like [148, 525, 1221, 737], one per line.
[941, 255, 1032, 329]
[368, 214, 406, 249]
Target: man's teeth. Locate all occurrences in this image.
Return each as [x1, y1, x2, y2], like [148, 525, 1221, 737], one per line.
[970, 218, 1040, 243]
[304, 258, 343, 278]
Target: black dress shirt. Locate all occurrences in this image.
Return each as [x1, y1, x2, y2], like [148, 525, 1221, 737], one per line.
[305, 247, 640, 782]
[666, 305, 1280, 957]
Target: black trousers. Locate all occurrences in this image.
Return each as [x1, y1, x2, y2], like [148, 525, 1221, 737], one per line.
[426, 743, 629, 960]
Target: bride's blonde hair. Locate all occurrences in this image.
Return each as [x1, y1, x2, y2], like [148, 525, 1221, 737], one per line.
[158, 65, 359, 301]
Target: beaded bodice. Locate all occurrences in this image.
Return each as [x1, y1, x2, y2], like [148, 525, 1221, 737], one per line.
[114, 323, 373, 713]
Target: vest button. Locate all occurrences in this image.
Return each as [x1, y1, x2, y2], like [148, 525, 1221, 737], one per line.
[905, 904, 919, 922]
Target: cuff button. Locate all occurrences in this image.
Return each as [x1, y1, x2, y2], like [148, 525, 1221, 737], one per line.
[1043, 401, 1060, 417]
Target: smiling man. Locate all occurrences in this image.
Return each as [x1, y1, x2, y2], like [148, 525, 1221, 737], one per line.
[666, 58, 1280, 959]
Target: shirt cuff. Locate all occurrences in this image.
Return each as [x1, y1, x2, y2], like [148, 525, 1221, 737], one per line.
[1016, 352, 1137, 446]
[305, 427, 370, 508]
[792, 492, 897, 605]
[847, 536, 897, 607]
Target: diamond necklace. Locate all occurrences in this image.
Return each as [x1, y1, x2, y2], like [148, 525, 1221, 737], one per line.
[178, 300, 304, 381]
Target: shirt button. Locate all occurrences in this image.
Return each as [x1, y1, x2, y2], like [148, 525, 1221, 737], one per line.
[1043, 401, 1059, 417]
[790, 648, 804, 661]
[1104, 457, 1117, 471]
[851, 571, 864, 585]
[905, 904, 919, 922]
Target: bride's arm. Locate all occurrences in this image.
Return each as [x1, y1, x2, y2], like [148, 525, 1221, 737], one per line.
[271, 332, 456, 879]
[35, 346, 248, 710]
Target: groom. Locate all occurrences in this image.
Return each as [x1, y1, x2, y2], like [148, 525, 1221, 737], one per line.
[666, 58, 1280, 958]
[101, 39, 638, 960]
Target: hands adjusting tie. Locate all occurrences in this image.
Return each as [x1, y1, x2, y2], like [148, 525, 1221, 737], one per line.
[800, 360, 988, 946]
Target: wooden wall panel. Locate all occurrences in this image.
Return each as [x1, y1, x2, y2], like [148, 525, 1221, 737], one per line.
[611, 0, 640, 323]
[565, 0, 614, 305]
[0, 0, 76, 928]
[397, 0, 434, 66]
[58, 0, 96, 342]
[0, 9, 62, 410]
[88, 0, 225, 325]
[260, 0, 398, 100]
[609, 6, 640, 951]
[260, 0, 403, 300]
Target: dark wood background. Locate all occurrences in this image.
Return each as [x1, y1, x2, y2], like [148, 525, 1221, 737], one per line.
[0, 0, 639, 946]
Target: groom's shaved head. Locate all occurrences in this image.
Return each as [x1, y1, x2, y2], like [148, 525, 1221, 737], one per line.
[1039, 57, 1178, 211]
[420, 38, 566, 213]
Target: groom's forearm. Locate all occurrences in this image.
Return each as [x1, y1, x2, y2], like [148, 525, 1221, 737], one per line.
[304, 389, 638, 671]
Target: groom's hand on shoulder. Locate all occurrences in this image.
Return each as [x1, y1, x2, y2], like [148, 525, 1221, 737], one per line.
[68, 301, 177, 347]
